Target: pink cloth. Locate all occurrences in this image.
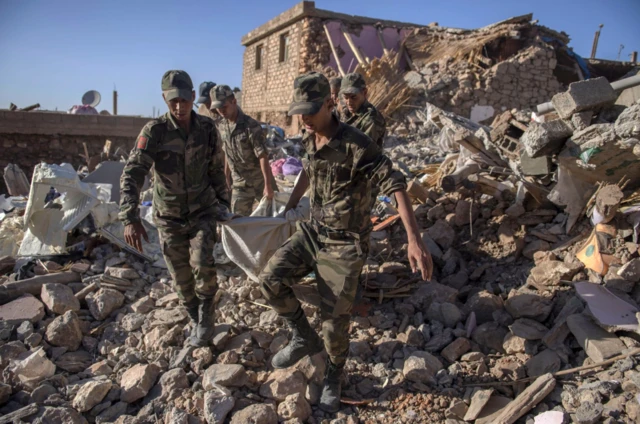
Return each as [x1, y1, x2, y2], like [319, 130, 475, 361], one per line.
[271, 158, 286, 176]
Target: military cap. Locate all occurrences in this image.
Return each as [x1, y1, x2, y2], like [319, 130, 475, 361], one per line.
[288, 72, 330, 116]
[197, 81, 216, 104]
[340, 72, 367, 94]
[210, 85, 235, 109]
[329, 77, 342, 88]
[162, 70, 194, 101]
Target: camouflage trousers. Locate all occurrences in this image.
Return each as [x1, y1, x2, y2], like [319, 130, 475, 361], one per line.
[157, 215, 218, 304]
[231, 183, 264, 216]
[258, 221, 368, 365]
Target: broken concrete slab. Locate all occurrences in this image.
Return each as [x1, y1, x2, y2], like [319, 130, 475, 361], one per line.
[618, 258, 640, 283]
[521, 119, 574, 158]
[3, 164, 30, 197]
[0, 294, 45, 324]
[574, 282, 639, 331]
[566, 313, 626, 362]
[493, 373, 556, 424]
[464, 388, 494, 421]
[520, 151, 551, 176]
[525, 349, 561, 377]
[552, 77, 617, 119]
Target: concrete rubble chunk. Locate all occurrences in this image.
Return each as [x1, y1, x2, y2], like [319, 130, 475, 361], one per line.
[566, 314, 626, 362]
[503, 333, 527, 354]
[521, 119, 574, 158]
[86, 288, 125, 320]
[617, 258, 640, 283]
[551, 77, 617, 119]
[509, 318, 549, 340]
[55, 350, 93, 373]
[402, 351, 443, 384]
[475, 396, 515, 424]
[472, 322, 508, 353]
[505, 289, 553, 322]
[7, 347, 56, 390]
[464, 291, 504, 324]
[45, 310, 84, 351]
[41, 283, 80, 314]
[0, 294, 45, 324]
[119, 363, 160, 403]
[441, 338, 471, 363]
[445, 398, 469, 420]
[464, 388, 494, 421]
[203, 364, 247, 389]
[72, 379, 112, 412]
[204, 388, 235, 424]
[259, 369, 306, 401]
[525, 349, 561, 377]
[0, 382, 12, 405]
[426, 219, 456, 249]
[614, 100, 640, 139]
[493, 373, 556, 424]
[106, 266, 140, 280]
[277, 392, 312, 422]
[230, 403, 277, 424]
[529, 260, 581, 286]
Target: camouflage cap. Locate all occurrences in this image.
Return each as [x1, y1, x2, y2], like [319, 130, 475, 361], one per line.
[340, 72, 367, 94]
[162, 70, 194, 101]
[210, 85, 235, 109]
[197, 81, 216, 104]
[288, 72, 330, 116]
[329, 77, 342, 89]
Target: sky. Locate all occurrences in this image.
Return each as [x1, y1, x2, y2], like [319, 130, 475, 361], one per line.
[0, 0, 638, 117]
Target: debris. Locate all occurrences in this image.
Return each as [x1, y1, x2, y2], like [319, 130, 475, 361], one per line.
[72, 379, 112, 412]
[551, 77, 617, 119]
[0, 271, 81, 304]
[0, 294, 45, 324]
[45, 311, 83, 351]
[464, 388, 494, 421]
[403, 351, 444, 384]
[6, 347, 56, 390]
[0, 404, 40, 424]
[41, 283, 80, 314]
[86, 288, 124, 320]
[566, 314, 626, 362]
[574, 282, 639, 331]
[3, 164, 30, 197]
[493, 373, 556, 424]
[119, 363, 160, 403]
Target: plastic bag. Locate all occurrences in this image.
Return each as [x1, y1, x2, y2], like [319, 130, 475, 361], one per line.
[282, 157, 303, 176]
[251, 193, 290, 218]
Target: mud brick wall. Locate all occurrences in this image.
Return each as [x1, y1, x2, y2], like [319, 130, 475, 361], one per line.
[0, 111, 149, 194]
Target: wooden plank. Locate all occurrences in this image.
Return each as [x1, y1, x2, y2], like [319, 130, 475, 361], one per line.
[493, 373, 556, 424]
[323, 24, 346, 76]
[376, 28, 390, 55]
[341, 28, 365, 65]
[0, 404, 39, 424]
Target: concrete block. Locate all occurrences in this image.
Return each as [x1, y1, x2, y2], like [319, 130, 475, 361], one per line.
[521, 119, 573, 158]
[551, 77, 617, 119]
[566, 314, 626, 362]
[520, 151, 551, 175]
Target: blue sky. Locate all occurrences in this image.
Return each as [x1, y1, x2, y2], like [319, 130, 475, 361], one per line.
[0, 0, 638, 116]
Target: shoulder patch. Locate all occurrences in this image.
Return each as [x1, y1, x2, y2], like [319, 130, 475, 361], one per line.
[137, 136, 149, 150]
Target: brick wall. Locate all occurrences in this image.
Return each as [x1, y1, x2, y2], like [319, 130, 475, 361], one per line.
[0, 111, 149, 194]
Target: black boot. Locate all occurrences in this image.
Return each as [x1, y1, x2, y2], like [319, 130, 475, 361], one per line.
[184, 298, 199, 323]
[187, 298, 216, 347]
[271, 308, 324, 369]
[319, 359, 343, 413]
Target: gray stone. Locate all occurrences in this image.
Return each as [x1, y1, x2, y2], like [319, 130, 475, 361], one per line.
[614, 102, 640, 139]
[96, 401, 127, 422]
[158, 368, 189, 399]
[464, 291, 503, 324]
[402, 351, 443, 385]
[230, 404, 277, 424]
[33, 406, 88, 424]
[120, 313, 146, 332]
[464, 388, 494, 421]
[56, 350, 93, 373]
[421, 232, 444, 260]
[0, 295, 45, 324]
[204, 389, 235, 424]
[552, 77, 617, 119]
[509, 318, 549, 340]
[575, 402, 604, 424]
[277, 392, 311, 422]
[203, 364, 247, 389]
[441, 338, 471, 363]
[530, 260, 581, 287]
[618, 258, 640, 283]
[525, 349, 561, 377]
[505, 290, 553, 322]
[445, 399, 469, 420]
[45, 311, 83, 351]
[259, 369, 306, 401]
[131, 296, 155, 314]
[106, 267, 140, 280]
[503, 333, 527, 354]
[404, 70, 424, 88]
[0, 383, 12, 405]
[426, 220, 456, 249]
[41, 283, 80, 315]
[472, 322, 508, 353]
[571, 111, 593, 131]
[86, 288, 125, 321]
[16, 321, 33, 341]
[120, 363, 160, 403]
[521, 119, 574, 158]
[73, 380, 112, 412]
[567, 314, 626, 362]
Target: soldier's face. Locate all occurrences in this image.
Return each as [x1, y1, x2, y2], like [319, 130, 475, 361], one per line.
[343, 90, 366, 113]
[301, 97, 334, 135]
[216, 98, 237, 120]
[330, 86, 340, 104]
[165, 91, 195, 123]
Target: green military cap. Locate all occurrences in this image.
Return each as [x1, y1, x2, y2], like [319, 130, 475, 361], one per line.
[210, 85, 235, 109]
[329, 77, 342, 88]
[288, 72, 330, 116]
[162, 70, 194, 101]
[340, 72, 367, 94]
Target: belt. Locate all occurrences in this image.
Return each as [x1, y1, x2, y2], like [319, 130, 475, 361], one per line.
[310, 220, 359, 242]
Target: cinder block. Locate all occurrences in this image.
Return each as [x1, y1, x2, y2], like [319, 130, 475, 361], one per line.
[551, 77, 616, 119]
[520, 119, 573, 158]
[520, 151, 551, 175]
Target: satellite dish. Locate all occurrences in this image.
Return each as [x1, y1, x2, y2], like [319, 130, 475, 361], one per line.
[82, 90, 101, 107]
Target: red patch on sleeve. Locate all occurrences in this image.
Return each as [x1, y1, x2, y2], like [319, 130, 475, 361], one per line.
[137, 136, 148, 150]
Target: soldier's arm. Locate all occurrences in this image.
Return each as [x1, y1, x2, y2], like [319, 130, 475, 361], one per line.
[208, 126, 231, 209]
[360, 114, 386, 147]
[119, 125, 157, 226]
[249, 124, 274, 197]
[354, 141, 406, 197]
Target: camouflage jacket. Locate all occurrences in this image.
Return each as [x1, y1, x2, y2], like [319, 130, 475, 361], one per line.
[301, 118, 406, 236]
[343, 101, 386, 148]
[218, 109, 268, 189]
[197, 104, 222, 125]
[119, 111, 230, 226]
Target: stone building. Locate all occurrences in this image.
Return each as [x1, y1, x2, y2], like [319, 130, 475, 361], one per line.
[240, 1, 421, 133]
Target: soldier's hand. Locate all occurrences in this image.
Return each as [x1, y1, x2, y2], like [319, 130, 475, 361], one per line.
[264, 184, 275, 200]
[124, 222, 149, 253]
[407, 239, 433, 281]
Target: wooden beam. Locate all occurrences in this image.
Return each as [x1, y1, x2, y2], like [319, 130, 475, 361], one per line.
[376, 28, 390, 56]
[341, 27, 365, 65]
[323, 24, 346, 76]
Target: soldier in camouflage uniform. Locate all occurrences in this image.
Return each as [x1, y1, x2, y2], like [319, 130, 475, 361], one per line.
[196, 81, 222, 123]
[258, 72, 433, 413]
[329, 77, 344, 119]
[120, 70, 230, 347]
[340, 72, 386, 148]
[211, 84, 277, 216]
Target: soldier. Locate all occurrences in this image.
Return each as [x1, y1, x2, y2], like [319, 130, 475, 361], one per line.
[120, 70, 230, 347]
[329, 77, 344, 118]
[196, 81, 221, 123]
[258, 72, 433, 413]
[340, 72, 386, 148]
[211, 84, 277, 216]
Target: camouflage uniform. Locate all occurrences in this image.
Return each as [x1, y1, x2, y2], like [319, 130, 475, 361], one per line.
[120, 72, 229, 305]
[212, 85, 276, 216]
[196, 81, 223, 124]
[259, 76, 406, 365]
[340, 73, 387, 149]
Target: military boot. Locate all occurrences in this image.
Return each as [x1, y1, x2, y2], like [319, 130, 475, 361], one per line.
[184, 298, 199, 324]
[319, 358, 343, 413]
[186, 298, 216, 347]
[271, 308, 323, 369]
